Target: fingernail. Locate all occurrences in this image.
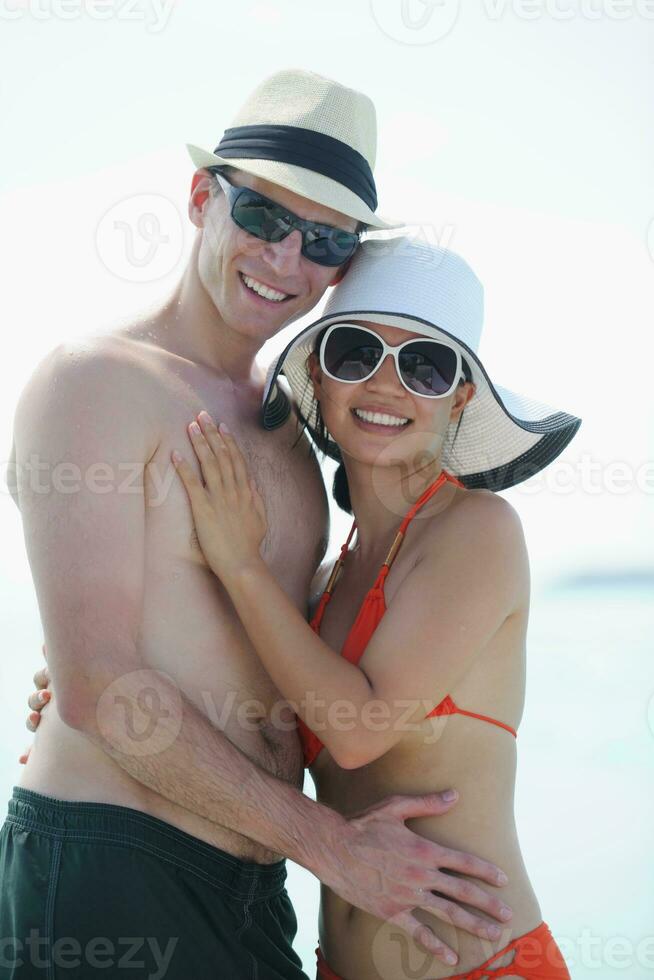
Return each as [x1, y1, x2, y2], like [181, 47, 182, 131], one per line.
[172, 451, 182, 464]
[198, 411, 212, 424]
[497, 872, 509, 885]
[445, 952, 458, 965]
[219, 422, 230, 433]
[500, 906, 512, 920]
[189, 422, 201, 435]
[38, 691, 48, 702]
[488, 925, 502, 940]
[442, 789, 457, 802]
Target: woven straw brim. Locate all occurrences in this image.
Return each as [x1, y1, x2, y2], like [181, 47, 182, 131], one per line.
[262, 311, 582, 492]
[186, 144, 399, 231]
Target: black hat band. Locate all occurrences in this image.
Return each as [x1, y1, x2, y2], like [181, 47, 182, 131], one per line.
[213, 124, 378, 212]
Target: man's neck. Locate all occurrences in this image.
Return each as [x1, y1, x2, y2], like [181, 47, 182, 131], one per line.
[151, 243, 263, 384]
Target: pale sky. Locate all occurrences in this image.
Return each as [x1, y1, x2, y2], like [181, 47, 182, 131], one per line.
[0, 3, 652, 975]
[1, 0, 652, 579]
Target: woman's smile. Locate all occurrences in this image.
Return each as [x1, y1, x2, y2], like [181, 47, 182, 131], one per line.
[350, 405, 413, 435]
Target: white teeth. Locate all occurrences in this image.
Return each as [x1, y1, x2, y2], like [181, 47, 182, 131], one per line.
[242, 274, 289, 302]
[354, 409, 410, 427]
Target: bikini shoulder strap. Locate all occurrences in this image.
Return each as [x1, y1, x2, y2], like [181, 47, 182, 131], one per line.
[324, 520, 357, 595]
[382, 470, 460, 571]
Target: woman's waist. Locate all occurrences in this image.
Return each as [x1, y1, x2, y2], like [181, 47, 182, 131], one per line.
[314, 739, 519, 824]
[319, 874, 543, 980]
[315, 767, 542, 977]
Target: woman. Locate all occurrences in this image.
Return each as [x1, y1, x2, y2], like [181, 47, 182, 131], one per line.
[24, 239, 579, 979]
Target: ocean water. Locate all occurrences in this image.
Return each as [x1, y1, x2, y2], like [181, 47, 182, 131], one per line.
[1, 567, 651, 978]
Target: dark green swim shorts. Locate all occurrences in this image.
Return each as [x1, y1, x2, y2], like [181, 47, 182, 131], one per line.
[0, 786, 308, 979]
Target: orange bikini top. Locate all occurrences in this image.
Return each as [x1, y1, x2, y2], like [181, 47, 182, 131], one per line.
[298, 469, 517, 768]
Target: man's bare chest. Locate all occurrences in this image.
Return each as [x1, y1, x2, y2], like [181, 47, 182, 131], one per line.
[140, 364, 325, 582]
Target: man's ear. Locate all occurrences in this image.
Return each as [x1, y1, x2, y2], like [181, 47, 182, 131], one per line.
[329, 255, 354, 286]
[188, 169, 215, 227]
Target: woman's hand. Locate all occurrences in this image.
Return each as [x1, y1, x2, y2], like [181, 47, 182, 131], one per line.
[172, 411, 268, 580]
[19, 644, 52, 764]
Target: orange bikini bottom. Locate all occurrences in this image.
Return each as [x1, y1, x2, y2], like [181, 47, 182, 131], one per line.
[315, 920, 571, 979]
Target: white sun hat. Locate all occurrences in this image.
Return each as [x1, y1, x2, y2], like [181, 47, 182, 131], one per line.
[186, 68, 398, 231]
[261, 237, 582, 492]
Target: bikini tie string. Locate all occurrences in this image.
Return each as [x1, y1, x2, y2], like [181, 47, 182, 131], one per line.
[464, 945, 519, 980]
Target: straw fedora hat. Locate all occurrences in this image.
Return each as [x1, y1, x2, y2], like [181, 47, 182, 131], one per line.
[261, 237, 582, 492]
[186, 68, 398, 230]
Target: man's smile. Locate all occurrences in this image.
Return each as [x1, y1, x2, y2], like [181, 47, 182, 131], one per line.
[238, 272, 296, 305]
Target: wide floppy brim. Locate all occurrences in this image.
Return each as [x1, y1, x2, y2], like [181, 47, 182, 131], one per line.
[261, 310, 582, 493]
[186, 144, 400, 231]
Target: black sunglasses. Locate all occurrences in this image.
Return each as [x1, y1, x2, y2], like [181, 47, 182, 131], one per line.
[209, 169, 361, 268]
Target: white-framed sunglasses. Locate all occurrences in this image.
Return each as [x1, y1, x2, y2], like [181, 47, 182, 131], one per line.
[319, 322, 466, 399]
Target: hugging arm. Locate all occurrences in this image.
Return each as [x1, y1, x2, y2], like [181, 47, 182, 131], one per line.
[13, 352, 511, 965]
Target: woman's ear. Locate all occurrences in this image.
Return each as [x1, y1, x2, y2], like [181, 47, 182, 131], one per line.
[307, 351, 322, 399]
[450, 381, 476, 422]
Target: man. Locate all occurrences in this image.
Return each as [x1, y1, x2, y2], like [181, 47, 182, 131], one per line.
[2, 70, 511, 978]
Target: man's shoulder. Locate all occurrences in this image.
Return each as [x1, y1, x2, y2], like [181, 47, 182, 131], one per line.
[14, 333, 162, 457]
[38, 332, 158, 384]
[19, 333, 162, 415]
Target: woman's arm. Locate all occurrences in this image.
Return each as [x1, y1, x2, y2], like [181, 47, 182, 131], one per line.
[173, 412, 526, 769]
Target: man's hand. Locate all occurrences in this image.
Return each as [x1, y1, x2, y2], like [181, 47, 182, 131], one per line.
[315, 791, 512, 967]
[17, 662, 510, 967]
[19, 645, 52, 764]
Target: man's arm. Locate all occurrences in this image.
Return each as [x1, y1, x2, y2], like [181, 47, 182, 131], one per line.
[12, 341, 512, 964]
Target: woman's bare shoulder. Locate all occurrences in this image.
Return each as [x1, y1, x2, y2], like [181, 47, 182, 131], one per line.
[440, 485, 523, 531]
[422, 487, 529, 597]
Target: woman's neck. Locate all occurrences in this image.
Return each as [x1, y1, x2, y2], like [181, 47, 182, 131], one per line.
[345, 459, 450, 560]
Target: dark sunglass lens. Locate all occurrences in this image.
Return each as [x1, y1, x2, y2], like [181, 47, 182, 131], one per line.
[232, 191, 292, 243]
[303, 227, 359, 267]
[399, 343, 458, 395]
[323, 328, 382, 381]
